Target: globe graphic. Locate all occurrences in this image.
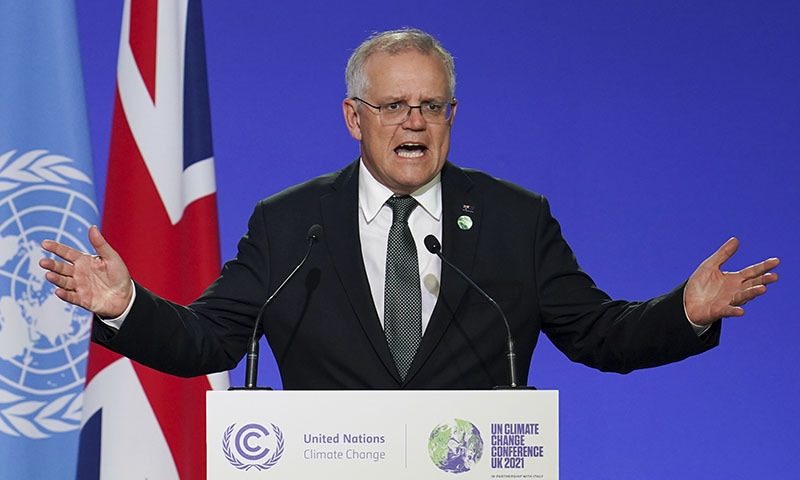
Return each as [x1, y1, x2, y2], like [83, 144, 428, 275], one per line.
[428, 419, 484, 473]
[0, 184, 97, 399]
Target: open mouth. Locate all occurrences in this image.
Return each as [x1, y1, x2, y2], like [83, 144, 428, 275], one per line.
[394, 143, 427, 158]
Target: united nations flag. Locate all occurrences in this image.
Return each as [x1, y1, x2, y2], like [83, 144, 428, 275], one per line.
[0, 1, 99, 478]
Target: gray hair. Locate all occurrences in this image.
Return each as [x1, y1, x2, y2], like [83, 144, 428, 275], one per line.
[345, 28, 456, 99]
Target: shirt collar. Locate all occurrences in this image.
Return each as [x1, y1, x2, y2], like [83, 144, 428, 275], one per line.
[358, 158, 442, 223]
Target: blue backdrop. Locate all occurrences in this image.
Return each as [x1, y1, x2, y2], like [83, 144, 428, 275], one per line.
[75, 1, 798, 478]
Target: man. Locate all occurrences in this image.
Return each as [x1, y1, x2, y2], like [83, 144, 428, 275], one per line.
[40, 28, 779, 389]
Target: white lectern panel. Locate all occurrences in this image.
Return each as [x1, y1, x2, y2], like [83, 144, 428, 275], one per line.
[207, 389, 558, 479]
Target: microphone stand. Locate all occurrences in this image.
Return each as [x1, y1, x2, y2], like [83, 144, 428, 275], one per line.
[230, 225, 322, 390]
[425, 235, 534, 389]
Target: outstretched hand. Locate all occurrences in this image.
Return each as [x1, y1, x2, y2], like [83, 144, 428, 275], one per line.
[684, 238, 779, 325]
[40, 225, 133, 318]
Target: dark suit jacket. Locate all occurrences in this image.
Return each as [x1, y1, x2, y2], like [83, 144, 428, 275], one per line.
[93, 160, 719, 389]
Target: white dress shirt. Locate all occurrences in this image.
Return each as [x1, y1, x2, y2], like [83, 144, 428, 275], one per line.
[357, 159, 442, 333]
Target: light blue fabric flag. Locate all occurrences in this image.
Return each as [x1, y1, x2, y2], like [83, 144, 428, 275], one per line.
[0, 1, 99, 478]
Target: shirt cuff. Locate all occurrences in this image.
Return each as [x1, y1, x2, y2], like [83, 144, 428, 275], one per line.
[98, 279, 136, 330]
[683, 288, 712, 336]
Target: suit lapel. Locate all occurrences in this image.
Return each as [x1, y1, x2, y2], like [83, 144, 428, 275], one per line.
[405, 162, 481, 382]
[319, 160, 399, 380]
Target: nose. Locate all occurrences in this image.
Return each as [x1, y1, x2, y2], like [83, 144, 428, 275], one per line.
[403, 105, 427, 129]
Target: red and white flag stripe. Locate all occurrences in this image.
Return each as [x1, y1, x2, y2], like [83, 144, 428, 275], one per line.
[77, 0, 227, 478]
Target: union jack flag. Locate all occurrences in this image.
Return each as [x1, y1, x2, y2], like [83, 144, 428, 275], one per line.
[76, 0, 228, 478]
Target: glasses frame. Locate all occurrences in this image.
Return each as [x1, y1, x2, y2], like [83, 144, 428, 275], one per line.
[352, 97, 457, 125]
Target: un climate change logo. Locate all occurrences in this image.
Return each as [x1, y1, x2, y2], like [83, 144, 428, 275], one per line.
[429, 418, 484, 474]
[0, 150, 97, 439]
[222, 423, 285, 471]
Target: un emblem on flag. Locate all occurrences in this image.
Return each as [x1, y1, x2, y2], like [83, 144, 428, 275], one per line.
[0, 150, 98, 439]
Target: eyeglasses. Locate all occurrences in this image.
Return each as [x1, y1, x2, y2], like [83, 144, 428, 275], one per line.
[353, 97, 456, 125]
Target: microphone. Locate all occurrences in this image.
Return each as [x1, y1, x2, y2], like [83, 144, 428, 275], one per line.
[424, 234, 521, 388]
[240, 224, 323, 389]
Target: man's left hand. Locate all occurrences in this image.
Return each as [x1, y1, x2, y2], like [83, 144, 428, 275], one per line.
[684, 237, 779, 325]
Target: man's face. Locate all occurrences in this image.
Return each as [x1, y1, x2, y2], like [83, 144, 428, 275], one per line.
[343, 49, 456, 195]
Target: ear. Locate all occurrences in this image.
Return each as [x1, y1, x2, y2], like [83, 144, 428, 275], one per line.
[342, 98, 362, 141]
[448, 98, 458, 126]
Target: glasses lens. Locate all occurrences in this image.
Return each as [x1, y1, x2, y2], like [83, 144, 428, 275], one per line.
[381, 102, 453, 125]
[381, 105, 408, 125]
[434, 103, 453, 122]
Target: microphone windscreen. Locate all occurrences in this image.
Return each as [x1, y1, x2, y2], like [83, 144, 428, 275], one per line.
[424, 234, 441, 254]
[307, 224, 324, 243]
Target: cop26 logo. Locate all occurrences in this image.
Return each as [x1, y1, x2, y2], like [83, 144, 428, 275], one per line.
[222, 423, 285, 471]
[0, 150, 97, 439]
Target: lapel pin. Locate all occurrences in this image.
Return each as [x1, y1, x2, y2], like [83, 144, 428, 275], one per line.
[457, 215, 473, 230]
[461, 204, 475, 214]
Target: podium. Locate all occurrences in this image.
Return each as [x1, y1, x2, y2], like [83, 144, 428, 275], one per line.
[207, 389, 558, 479]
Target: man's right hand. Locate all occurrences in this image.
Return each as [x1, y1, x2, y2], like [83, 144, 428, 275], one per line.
[40, 225, 133, 318]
